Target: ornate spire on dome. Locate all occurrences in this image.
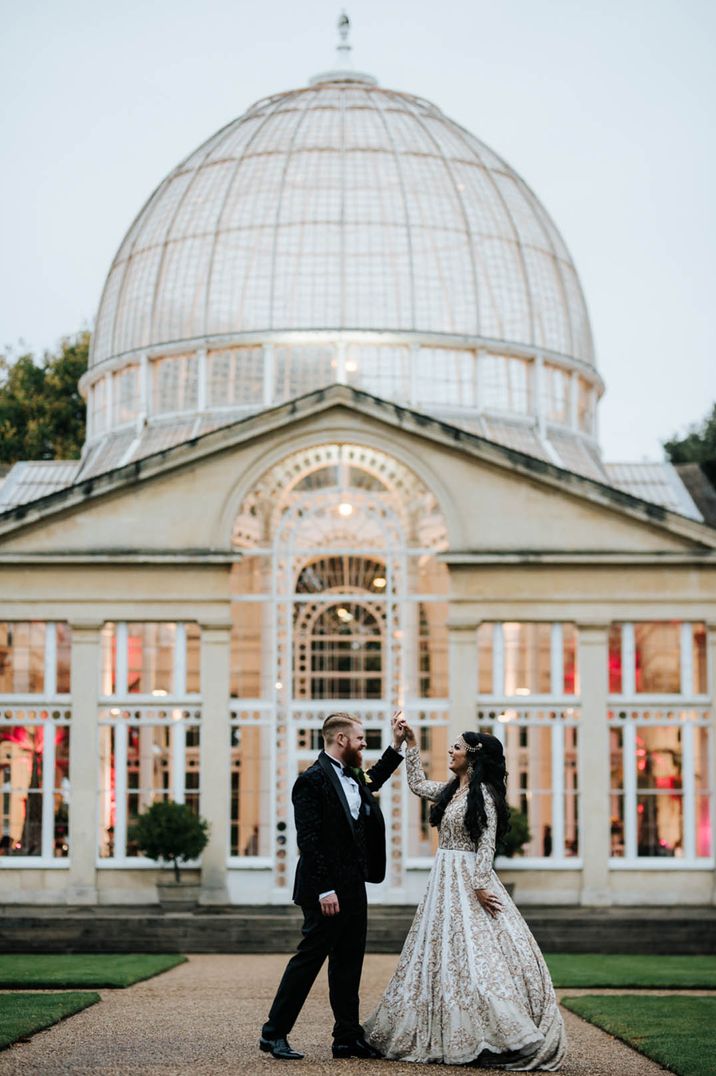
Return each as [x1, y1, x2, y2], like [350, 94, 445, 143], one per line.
[309, 11, 378, 86]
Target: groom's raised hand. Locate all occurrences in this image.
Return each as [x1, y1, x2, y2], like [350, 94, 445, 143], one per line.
[391, 710, 406, 749]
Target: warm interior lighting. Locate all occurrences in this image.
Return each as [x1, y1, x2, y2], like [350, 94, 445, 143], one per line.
[514, 687, 530, 696]
[372, 576, 387, 589]
[337, 607, 353, 622]
[497, 712, 511, 723]
[338, 502, 353, 517]
[152, 689, 168, 697]
[275, 680, 283, 690]
[345, 360, 358, 373]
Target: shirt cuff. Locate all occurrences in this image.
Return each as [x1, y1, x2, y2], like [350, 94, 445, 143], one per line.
[319, 889, 336, 900]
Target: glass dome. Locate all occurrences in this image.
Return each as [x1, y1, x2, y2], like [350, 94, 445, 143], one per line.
[79, 69, 604, 482]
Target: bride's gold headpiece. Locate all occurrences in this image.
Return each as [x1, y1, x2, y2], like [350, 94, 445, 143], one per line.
[457, 734, 482, 755]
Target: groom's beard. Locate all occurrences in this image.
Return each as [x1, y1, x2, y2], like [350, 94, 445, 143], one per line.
[344, 745, 363, 769]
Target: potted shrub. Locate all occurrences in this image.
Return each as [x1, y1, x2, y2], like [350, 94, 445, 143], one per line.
[495, 806, 531, 897]
[130, 800, 209, 911]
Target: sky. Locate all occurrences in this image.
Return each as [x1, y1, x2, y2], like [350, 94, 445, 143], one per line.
[1, 0, 714, 462]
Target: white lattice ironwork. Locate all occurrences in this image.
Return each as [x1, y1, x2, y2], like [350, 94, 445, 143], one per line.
[229, 442, 449, 895]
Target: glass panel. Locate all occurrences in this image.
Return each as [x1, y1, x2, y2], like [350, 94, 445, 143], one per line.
[563, 794, 579, 856]
[413, 349, 476, 408]
[480, 355, 531, 413]
[98, 726, 115, 858]
[695, 727, 712, 857]
[693, 624, 707, 694]
[636, 726, 682, 791]
[207, 347, 263, 408]
[186, 624, 201, 694]
[563, 624, 578, 695]
[101, 623, 116, 695]
[184, 725, 201, 816]
[127, 623, 175, 695]
[543, 363, 570, 424]
[56, 623, 71, 693]
[406, 726, 448, 856]
[577, 378, 594, 433]
[152, 354, 198, 413]
[230, 725, 271, 856]
[418, 602, 448, 698]
[609, 727, 624, 857]
[231, 603, 264, 698]
[0, 622, 46, 693]
[477, 624, 493, 694]
[113, 365, 140, 424]
[503, 623, 551, 695]
[0, 726, 43, 855]
[53, 727, 70, 857]
[608, 624, 622, 694]
[637, 793, 683, 857]
[126, 725, 171, 856]
[503, 723, 552, 857]
[294, 601, 383, 700]
[635, 622, 680, 693]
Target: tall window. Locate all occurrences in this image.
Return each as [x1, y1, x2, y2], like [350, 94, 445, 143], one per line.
[0, 623, 71, 696]
[101, 622, 200, 697]
[476, 622, 580, 862]
[98, 622, 202, 862]
[608, 622, 711, 863]
[0, 712, 71, 860]
[98, 708, 200, 860]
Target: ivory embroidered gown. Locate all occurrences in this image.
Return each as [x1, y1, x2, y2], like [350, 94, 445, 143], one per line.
[364, 746, 566, 1069]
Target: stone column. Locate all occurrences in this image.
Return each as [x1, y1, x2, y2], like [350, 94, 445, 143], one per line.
[448, 622, 477, 744]
[68, 620, 102, 904]
[198, 622, 232, 904]
[577, 622, 611, 906]
[707, 622, 716, 907]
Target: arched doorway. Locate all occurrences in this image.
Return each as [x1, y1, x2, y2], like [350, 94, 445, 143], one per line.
[229, 443, 449, 901]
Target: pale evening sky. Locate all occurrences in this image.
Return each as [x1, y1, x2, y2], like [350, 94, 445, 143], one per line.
[1, 0, 714, 462]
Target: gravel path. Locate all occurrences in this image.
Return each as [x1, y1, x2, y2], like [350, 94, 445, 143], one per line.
[0, 955, 671, 1075]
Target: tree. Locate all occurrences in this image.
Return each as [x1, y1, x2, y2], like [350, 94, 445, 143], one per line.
[663, 403, 716, 464]
[0, 332, 89, 465]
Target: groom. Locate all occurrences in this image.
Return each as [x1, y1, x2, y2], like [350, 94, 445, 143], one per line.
[260, 711, 406, 1061]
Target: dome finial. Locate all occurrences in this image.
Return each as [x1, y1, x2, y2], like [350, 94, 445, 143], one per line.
[308, 11, 378, 86]
[336, 11, 352, 69]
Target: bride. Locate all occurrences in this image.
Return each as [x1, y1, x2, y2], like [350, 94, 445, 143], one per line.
[364, 725, 566, 1069]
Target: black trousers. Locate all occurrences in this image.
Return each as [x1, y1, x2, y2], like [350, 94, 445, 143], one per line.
[262, 894, 368, 1044]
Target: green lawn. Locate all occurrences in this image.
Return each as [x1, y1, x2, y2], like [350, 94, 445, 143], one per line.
[0, 954, 186, 989]
[546, 953, 716, 988]
[0, 992, 100, 1050]
[562, 995, 716, 1076]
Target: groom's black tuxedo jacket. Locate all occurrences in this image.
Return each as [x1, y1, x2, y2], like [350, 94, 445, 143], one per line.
[291, 747, 404, 907]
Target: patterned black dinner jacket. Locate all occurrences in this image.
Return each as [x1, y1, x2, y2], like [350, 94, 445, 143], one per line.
[291, 747, 404, 907]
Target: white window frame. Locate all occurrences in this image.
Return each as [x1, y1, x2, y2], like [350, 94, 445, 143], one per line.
[608, 620, 713, 870]
[476, 621, 582, 869]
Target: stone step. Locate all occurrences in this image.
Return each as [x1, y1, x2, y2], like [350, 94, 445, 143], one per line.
[1, 906, 713, 954]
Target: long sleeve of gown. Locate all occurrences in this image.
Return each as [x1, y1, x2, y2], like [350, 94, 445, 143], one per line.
[473, 788, 497, 888]
[405, 745, 447, 801]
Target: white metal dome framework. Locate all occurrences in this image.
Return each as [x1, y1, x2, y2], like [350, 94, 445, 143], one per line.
[79, 53, 605, 482]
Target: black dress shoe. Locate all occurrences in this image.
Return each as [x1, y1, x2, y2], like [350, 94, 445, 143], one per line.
[259, 1036, 304, 1060]
[332, 1038, 382, 1059]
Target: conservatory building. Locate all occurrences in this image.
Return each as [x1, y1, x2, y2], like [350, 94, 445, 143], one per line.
[0, 47, 715, 908]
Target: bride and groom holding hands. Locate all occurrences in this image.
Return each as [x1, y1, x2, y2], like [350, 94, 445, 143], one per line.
[260, 711, 565, 1069]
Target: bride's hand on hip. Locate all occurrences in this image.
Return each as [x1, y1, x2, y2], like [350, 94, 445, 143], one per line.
[476, 888, 502, 918]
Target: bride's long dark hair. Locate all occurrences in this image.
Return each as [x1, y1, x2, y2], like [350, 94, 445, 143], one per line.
[429, 731, 510, 847]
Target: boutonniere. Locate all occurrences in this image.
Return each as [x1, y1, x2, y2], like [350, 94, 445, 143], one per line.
[350, 767, 371, 787]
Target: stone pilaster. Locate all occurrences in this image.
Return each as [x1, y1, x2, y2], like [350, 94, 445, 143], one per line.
[198, 622, 232, 904]
[447, 622, 477, 743]
[577, 622, 611, 906]
[67, 620, 102, 904]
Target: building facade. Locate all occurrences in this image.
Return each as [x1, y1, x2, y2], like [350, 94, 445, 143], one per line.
[1, 48, 714, 907]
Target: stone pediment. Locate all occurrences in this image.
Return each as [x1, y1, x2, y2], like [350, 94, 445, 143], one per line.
[0, 386, 713, 559]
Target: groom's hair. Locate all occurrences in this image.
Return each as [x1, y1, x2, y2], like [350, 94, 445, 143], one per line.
[322, 712, 361, 744]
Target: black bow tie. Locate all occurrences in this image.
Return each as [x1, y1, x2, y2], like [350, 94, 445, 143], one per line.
[341, 766, 354, 779]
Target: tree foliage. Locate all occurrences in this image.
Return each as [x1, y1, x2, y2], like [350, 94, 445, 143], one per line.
[663, 403, 716, 464]
[130, 801, 210, 882]
[0, 332, 89, 466]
